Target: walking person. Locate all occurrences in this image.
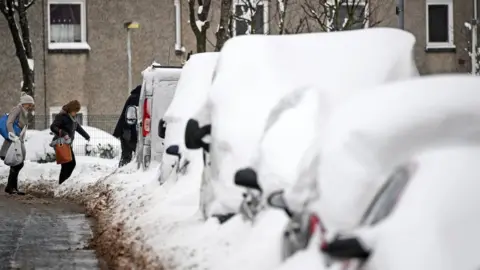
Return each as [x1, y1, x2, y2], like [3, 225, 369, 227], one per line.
[113, 85, 141, 167]
[0, 93, 35, 195]
[50, 100, 90, 185]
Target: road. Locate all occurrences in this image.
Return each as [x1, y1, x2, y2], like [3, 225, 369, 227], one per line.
[0, 192, 103, 270]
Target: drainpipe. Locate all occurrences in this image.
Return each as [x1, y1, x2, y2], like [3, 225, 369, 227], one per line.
[174, 0, 184, 55]
[396, 0, 404, 30]
[42, 0, 48, 127]
[472, 0, 478, 75]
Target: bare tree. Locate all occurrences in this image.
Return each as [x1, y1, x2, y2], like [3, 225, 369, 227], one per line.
[458, 21, 479, 74]
[215, 0, 233, 51]
[0, 0, 35, 96]
[188, 0, 212, 53]
[214, 0, 307, 51]
[301, 0, 384, 31]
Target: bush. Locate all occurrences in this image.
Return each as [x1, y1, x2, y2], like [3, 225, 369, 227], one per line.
[84, 143, 118, 159]
[37, 152, 56, 164]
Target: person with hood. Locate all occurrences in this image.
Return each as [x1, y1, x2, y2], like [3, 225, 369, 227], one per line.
[0, 92, 35, 195]
[50, 100, 90, 185]
[113, 85, 141, 167]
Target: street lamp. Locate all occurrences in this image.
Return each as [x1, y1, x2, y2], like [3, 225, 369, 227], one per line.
[124, 21, 140, 94]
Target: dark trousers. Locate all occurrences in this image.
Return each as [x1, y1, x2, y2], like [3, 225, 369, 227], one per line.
[119, 137, 135, 167]
[6, 162, 24, 191]
[59, 148, 76, 185]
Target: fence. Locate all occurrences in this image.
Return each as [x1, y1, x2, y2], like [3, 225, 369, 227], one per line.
[31, 115, 121, 159]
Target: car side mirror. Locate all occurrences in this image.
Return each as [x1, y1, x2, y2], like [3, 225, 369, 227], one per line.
[321, 236, 371, 260]
[125, 106, 138, 125]
[185, 119, 210, 152]
[166, 145, 181, 159]
[234, 168, 262, 192]
[158, 119, 166, 139]
[267, 190, 293, 217]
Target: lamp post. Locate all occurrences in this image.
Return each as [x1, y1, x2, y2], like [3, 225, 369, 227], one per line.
[124, 21, 140, 94]
[472, 0, 478, 75]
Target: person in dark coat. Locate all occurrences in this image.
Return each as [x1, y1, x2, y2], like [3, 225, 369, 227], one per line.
[113, 85, 141, 167]
[50, 100, 91, 185]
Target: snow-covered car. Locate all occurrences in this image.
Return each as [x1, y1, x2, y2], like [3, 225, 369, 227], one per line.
[159, 52, 219, 184]
[186, 27, 418, 221]
[25, 126, 121, 162]
[319, 146, 480, 270]
[270, 75, 480, 264]
[136, 63, 182, 170]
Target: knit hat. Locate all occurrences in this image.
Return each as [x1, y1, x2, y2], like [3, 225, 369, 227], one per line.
[20, 92, 34, 105]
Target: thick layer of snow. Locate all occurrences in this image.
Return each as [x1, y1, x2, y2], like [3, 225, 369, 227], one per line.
[359, 146, 480, 270]
[160, 52, 219, 183]
[315, 75, 480, 231]
[202, 27, 418, 216]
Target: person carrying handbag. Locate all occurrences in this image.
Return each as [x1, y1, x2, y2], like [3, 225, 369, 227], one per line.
[0, 93, 35, 195]
[50, 100, 90, 185]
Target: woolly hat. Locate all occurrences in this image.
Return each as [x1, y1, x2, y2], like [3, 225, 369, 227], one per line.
[20, 92, 34, 105]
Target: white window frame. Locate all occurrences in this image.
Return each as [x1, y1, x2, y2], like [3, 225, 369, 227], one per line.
[49, 106, 88, 126]
[47, 0, 90, 50]
[232, 0, 269, 36]
[425, 0, 455, 49]
[327, 0, 369, 31]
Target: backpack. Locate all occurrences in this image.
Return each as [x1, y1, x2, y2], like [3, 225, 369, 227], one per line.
[0, 114, 22, 141]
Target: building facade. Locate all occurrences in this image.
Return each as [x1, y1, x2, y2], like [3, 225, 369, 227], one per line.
[0, 0, 477, 130]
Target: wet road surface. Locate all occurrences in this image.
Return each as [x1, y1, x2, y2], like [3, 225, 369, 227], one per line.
[0, 192, 102, 269]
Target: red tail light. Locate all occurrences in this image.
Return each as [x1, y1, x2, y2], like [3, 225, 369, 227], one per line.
[308, 214, 329, 250]
[142, 99, 151, 137]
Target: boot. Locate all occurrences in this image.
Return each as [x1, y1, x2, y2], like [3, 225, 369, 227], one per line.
[8, 166, 25, 196]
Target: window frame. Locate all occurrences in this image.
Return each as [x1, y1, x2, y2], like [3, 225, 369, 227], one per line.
[425, 0, 455, 49]
[49, 106, 88, 126]
[47, 0, 90, 51]
[327, 0, 369, 31]
[232, 0, 269, 36]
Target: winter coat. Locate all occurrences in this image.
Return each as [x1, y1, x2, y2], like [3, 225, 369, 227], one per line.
[0, 105, 28, 159]
[50, 110, 90, 144]
[113, 85, 141, 143]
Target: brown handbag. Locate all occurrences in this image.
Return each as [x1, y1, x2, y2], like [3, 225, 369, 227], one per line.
[55, 143, 72, 164]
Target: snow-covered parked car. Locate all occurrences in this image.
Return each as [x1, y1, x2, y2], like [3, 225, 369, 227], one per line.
[319, 146, 480, 270]
[270, 75, 480, 266]
[186, 27, 418, 221]
[26, 126, 120, 162]
[159, 52, 219, 184]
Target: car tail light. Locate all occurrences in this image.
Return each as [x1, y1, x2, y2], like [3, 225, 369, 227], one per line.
[142, 99, 151, 137]
[308, 214, 329, 249]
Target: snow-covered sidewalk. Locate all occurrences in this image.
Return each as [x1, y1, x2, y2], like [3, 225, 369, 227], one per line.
[0, 156, 282, 269]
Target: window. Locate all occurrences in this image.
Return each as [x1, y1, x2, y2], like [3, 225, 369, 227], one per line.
[233, 0, 268, 36]
[49, 106, 88, 126]
[329, 0, 368, 31]
[426, 0, 454, 49]
[48, 0, 90, 50]
[359, 164, 415, 226]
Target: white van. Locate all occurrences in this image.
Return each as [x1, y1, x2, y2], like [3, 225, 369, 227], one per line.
[136, 63, 182, 170]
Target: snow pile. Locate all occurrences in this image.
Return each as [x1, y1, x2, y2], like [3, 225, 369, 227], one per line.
[24, 126, 120, 162]
[0, 156, 117, 195]
[202, 27, 418, 216]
